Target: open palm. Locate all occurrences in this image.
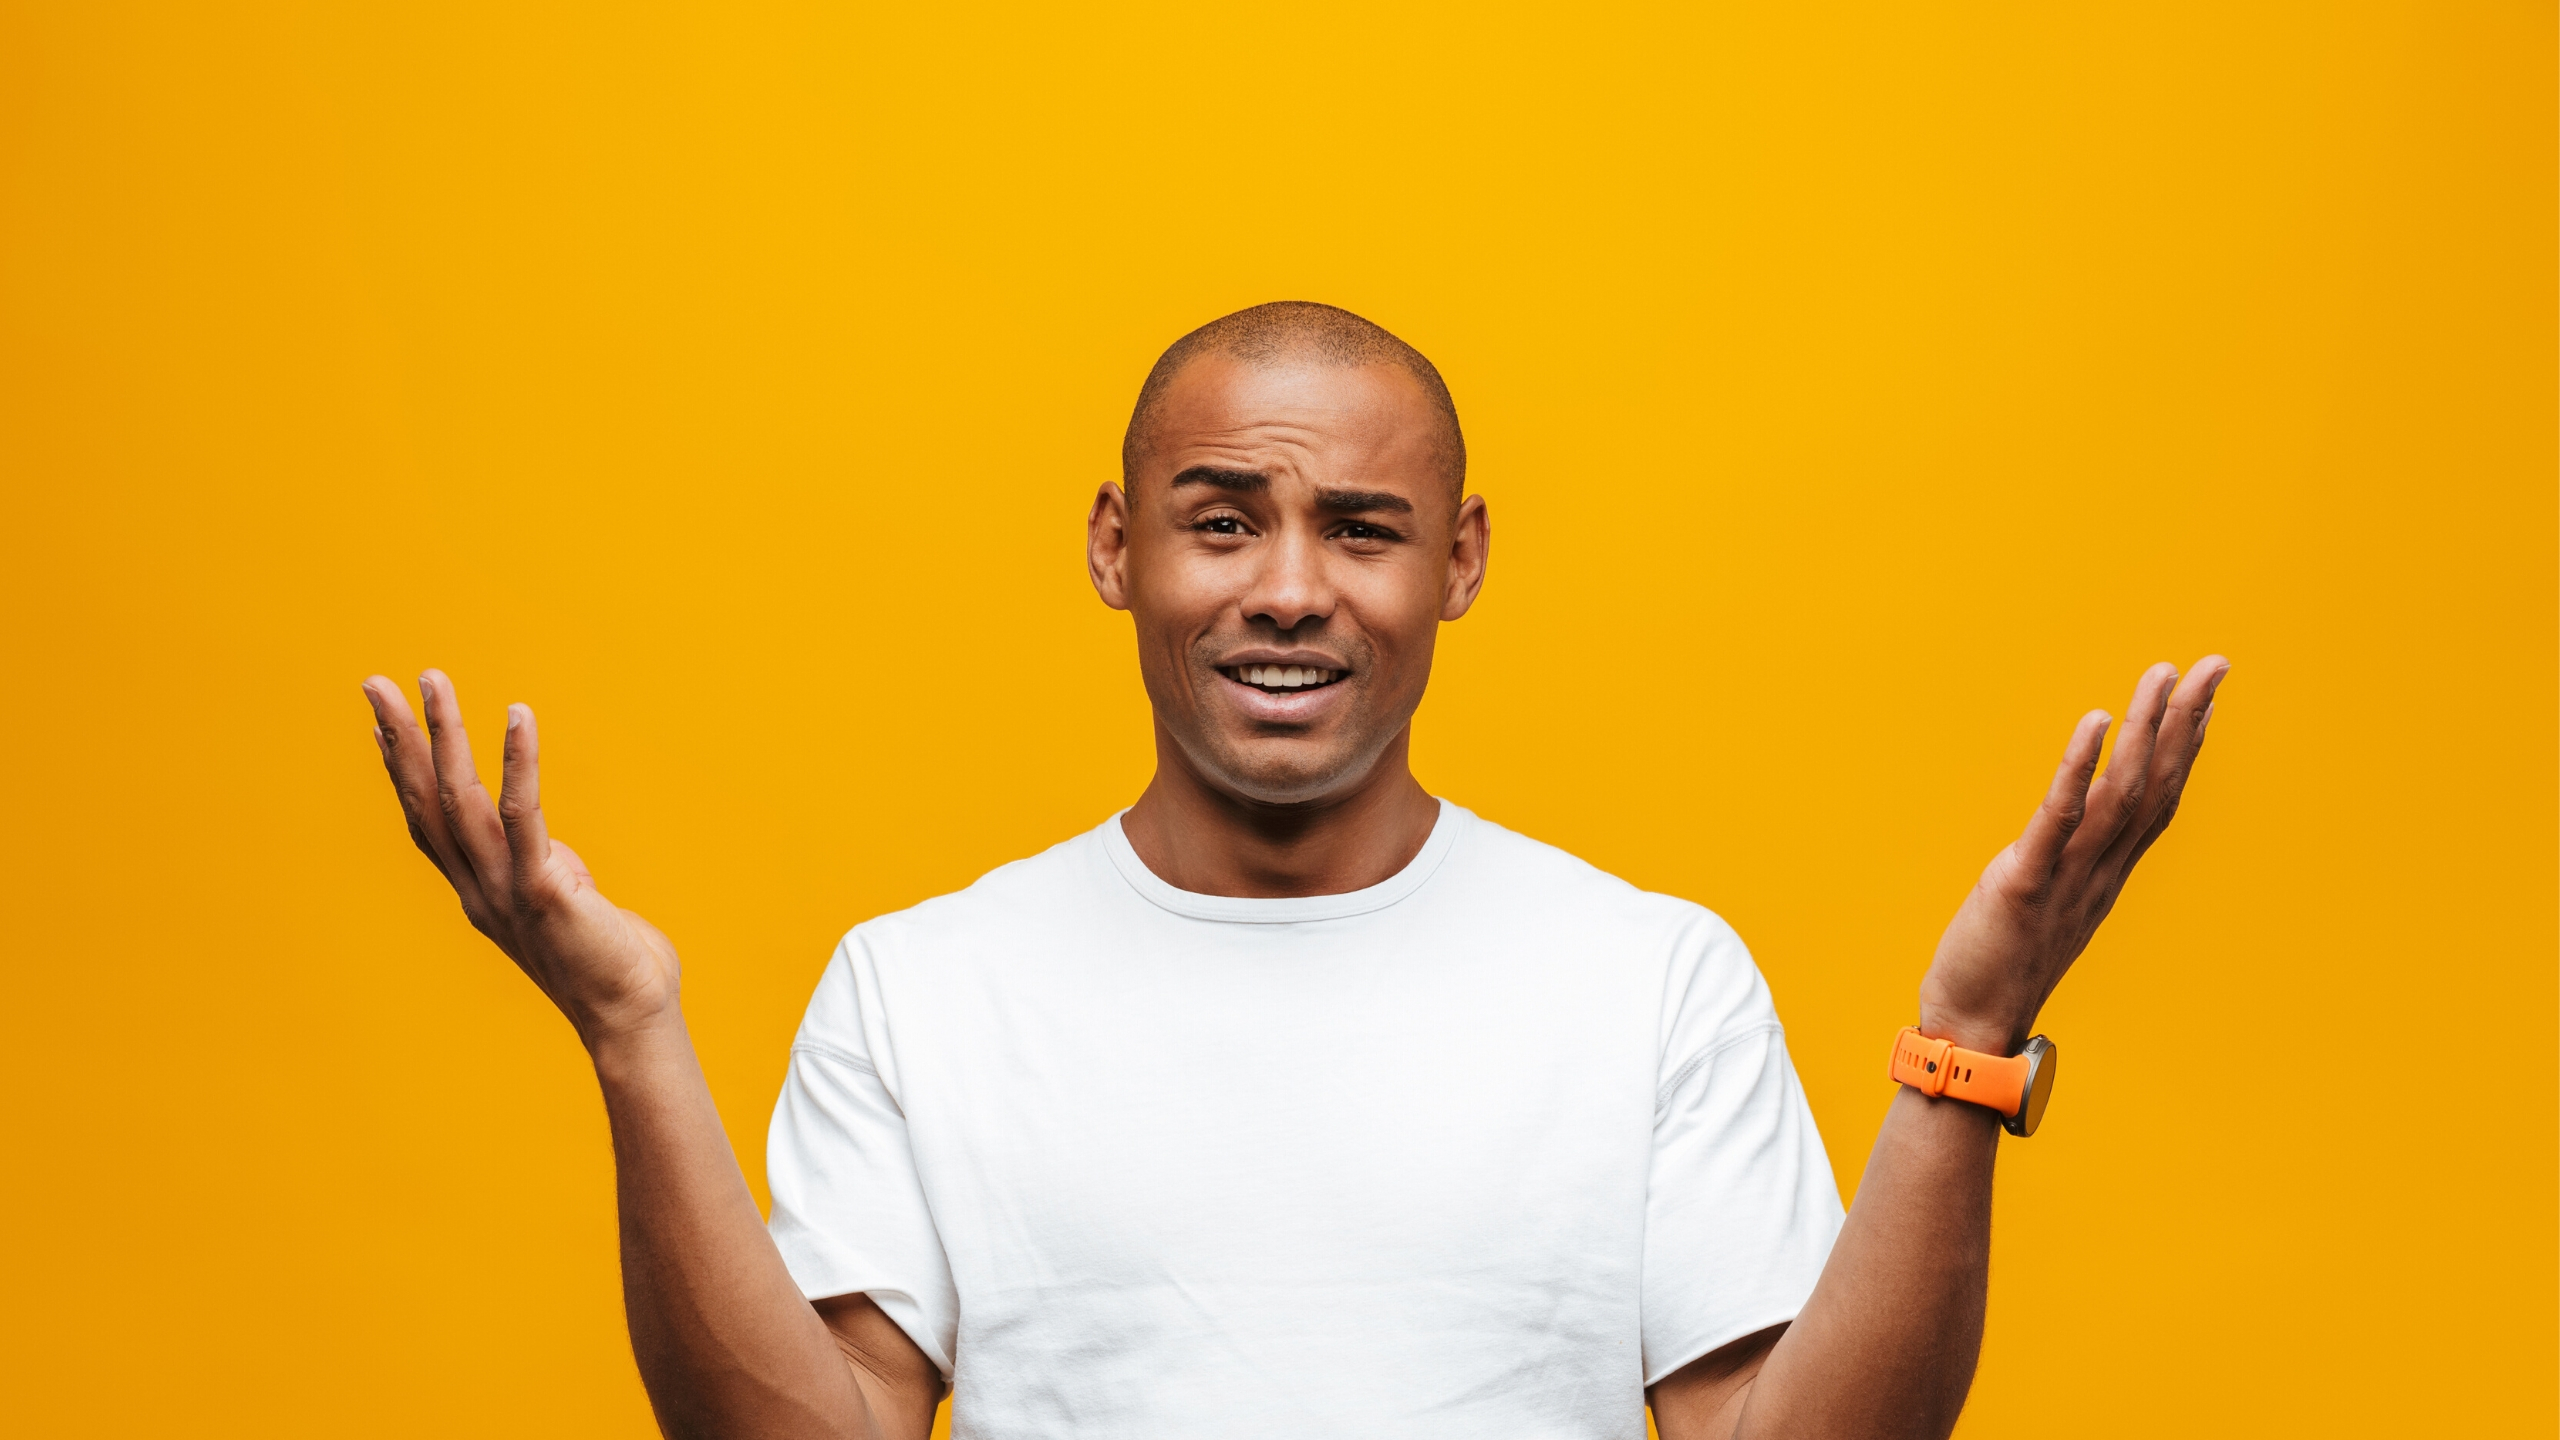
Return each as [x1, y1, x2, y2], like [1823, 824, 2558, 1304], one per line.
[361, 670, 680, 1047]
[1918, 656, 2230, 1053]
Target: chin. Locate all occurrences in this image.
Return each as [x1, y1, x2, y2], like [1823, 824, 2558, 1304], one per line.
[1200, 739, 1376, 808]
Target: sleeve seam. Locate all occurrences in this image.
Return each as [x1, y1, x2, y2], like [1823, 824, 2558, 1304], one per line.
[791, 1040, 879, 1076]
[1655, 1020, 1784, 1115]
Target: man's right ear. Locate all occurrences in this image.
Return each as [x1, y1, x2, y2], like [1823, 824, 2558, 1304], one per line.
[1087, 481, 1133, 611]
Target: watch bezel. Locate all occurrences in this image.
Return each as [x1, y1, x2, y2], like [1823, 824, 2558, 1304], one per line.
[2003, 1034, 2058, 1137]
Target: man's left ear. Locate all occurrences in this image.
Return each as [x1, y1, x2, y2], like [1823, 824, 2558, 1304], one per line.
[1441, 493, 1490, 622]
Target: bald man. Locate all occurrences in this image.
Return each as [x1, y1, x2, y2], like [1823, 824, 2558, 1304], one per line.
[361, 302, 2228, 1440]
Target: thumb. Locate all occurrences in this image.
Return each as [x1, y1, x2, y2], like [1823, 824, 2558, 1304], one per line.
[546, 839, 601, 894]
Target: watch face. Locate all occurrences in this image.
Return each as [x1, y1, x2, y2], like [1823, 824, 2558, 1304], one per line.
[2013, 1035, 2059, 1137]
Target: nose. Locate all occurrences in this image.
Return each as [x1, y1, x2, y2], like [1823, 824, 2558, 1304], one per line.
[1240, 523, 1336, 633]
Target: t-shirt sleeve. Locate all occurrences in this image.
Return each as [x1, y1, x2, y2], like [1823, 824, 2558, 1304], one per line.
[765, 932, 959, 1380]
[1640, 912, 1847, 1386]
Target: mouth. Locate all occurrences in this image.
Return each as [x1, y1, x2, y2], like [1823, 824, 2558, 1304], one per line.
[1220, 663, 1347, 695]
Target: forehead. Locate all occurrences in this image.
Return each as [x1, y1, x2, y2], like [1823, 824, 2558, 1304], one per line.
[1143, 355, 1445, 482]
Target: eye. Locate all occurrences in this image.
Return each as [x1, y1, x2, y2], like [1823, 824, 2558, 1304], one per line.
[1198, 515, 1247, 535]
[1337, 522, 1401, 542]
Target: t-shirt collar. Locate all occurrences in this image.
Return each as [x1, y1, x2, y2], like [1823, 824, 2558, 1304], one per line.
[1102, 798, 1466, 924]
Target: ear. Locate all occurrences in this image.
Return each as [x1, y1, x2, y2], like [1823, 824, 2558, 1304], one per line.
[1089, 481, 1134, 611]
[1440, 493, 1490, 621]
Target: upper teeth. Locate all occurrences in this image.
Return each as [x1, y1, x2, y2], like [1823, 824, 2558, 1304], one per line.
[1238, 665, 1336, 688]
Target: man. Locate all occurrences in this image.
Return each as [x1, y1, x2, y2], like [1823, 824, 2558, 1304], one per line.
[361, 301, 2226, 1440]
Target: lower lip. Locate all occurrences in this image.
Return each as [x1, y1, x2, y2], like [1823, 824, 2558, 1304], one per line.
[1218, 670, 1350, 722]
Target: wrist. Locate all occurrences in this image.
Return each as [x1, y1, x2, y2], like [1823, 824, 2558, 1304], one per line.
[583, 1006, 693, 1079]
[1913, 1004, 2027, 1058]
[567, 977, 684, 1057]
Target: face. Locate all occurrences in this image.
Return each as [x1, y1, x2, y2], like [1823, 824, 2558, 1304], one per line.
[1089, 354, 1490, 807]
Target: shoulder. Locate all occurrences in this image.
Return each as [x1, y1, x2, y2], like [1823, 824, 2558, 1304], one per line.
[1445, 805, 1735, 939]
[847, 821, 1118, 956]
[1444, 806, 1774, 1050]
[792, 821, 1119, 1049]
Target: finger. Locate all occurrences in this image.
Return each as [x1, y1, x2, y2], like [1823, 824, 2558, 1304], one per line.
[2146, 655, 2226, 789]
[2066, 662, 2179, 867]
[2110, 655, 2231, 869]
[2015, 708, 2113, 880]
[498, 703, 555, 898]
[417, 670, 515, 891]
[362, 675, 473, 890]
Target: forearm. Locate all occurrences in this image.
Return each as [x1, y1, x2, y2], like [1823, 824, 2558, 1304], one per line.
[1660, 659, 2226, 1439]
[593, 1018, 870, 1440]
[1734, 1087, 2000, 1440]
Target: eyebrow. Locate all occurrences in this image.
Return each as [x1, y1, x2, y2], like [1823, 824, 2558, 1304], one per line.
[1317, 489, 1413, 515]
[1166, 467, 1415, 517]
[1170, 466, 1269, 493]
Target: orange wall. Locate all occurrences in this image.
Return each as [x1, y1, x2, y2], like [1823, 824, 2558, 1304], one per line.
[2, 3, 2550, 1435]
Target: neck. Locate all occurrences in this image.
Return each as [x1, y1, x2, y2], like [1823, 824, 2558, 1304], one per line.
[1119, 728, 1441, 898]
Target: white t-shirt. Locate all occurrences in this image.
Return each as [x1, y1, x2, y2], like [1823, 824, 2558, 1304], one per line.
[767, 801, 1844, 1440]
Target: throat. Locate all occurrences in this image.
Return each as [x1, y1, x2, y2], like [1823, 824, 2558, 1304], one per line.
[1120, 768, 1440, 899]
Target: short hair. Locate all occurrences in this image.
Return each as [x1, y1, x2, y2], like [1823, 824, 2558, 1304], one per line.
[1120, 301, 1466, 500]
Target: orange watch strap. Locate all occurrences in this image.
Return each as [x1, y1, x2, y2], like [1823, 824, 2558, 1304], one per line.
[1887, 1027, 2030, 1117]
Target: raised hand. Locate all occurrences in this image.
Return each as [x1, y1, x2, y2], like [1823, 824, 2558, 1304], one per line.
[1917, 656, 2231, 1055]
[361, 671, 681, 1050]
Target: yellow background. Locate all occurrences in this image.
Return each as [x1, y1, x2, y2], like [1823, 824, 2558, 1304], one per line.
[3, 2, 2550, 1434]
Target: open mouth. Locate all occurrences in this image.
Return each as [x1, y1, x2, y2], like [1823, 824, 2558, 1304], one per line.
[1222, 664, 1346, 695]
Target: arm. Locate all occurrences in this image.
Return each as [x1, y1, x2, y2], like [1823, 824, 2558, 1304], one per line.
[1650, 656, 2229, 1440]
[362, 671, 942, 1440]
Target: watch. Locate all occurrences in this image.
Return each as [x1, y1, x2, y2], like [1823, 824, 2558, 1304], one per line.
[1888, 1027, 2059, 1137]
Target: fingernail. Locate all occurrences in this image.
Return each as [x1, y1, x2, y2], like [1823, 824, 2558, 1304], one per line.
[506, 705, 523, 731]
